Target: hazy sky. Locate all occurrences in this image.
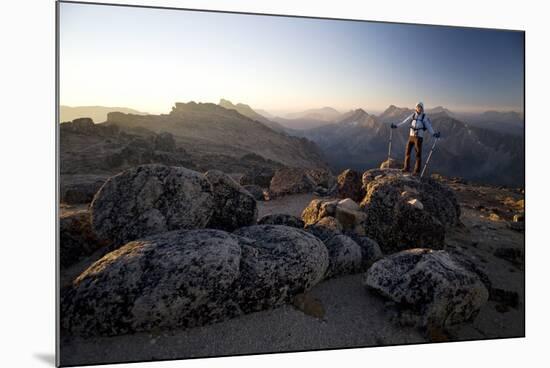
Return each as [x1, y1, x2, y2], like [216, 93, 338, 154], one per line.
[59, 2, 524, 114]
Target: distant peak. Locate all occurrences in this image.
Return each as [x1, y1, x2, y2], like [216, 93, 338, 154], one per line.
[171, 101, 222, 114]
[353, 108, 368, 116]
[219, 98, 233, 106]
[382, 105, 407, 114]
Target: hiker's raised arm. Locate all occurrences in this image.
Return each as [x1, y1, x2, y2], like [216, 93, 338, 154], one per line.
[397, 113, 414, 127]
[424, 116, 435, 135]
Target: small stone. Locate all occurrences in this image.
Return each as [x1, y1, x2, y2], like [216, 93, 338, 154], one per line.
[407, 198, 424, 210]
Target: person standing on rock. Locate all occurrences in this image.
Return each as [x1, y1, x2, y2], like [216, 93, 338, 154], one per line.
[391, 102, 441, 176]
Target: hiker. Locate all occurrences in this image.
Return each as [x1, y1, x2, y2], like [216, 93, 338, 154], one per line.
[391, 102, 441, 175]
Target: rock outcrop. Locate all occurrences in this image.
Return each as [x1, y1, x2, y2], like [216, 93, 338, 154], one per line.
[364, 249, 489, 328]
[380, 158, 401, 169]
[360, 169, 460, 253]
[336, 169, 364, 202]
[59, 210, 107, 268]
[90, 165, 215, 247]
[269, 168, 334, 197]
[204, 170, 258, 231]
[257, 214, 304, 228]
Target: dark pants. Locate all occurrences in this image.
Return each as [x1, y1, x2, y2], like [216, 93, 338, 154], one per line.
[403, 136, 423, 174]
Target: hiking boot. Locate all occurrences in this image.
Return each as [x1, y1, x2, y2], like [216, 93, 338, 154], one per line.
[401, 168, 410, 173]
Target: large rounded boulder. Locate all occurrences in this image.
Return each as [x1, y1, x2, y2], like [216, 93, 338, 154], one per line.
[61, 229, 242, 336]
[364, 249, 489, 328]
[360, 169, 460, 253]
[323, 235, 363, 278]
[233, 225, 329, 311]
[204, 170, 258, 231]
[347, 234, 384, 269]
[257, 213, 304, 228]
[90, 165, 215, 247]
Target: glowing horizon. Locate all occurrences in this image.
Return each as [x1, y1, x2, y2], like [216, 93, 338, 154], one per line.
[59, 3, 524, 116]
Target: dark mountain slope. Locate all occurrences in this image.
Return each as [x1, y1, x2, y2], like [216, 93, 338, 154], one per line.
[105, 102, 327, 169]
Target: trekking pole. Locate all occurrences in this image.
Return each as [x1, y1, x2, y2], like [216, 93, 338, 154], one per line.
[387, 127, 393, 161]
[420, 137, 439, 178]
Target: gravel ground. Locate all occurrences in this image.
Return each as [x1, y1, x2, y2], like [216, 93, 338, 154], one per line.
[60, 273, 425, 366]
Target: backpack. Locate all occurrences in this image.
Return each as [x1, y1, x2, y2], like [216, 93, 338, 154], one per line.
[410, 113, 427, 135]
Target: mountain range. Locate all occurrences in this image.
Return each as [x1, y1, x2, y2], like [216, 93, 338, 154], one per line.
[293, 106, 524, 186]
[59, 101, 524, 187]
[60, 105, 149, 123]
[105, 102, 326, 169]
[218, 99, 287, 133]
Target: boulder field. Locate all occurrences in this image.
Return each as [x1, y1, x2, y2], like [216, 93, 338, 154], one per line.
[61, 163, 487, 337]
[302, 168, 460, 254]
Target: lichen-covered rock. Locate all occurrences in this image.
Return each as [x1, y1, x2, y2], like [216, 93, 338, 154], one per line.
[257, 213, 304, 228]
[204, 170, 258, 231]
[336, 169, 364, 202]
[90, 165, 215, 247]
[243, 184, 265, 201]
[304, 216, 343, 241]
[301, 198, 366, 237]
[61, 230, 242, 336]
[360, 169, 460, 253]
[380, 158, 401, 169]
[269, 168, 335, 197]
[347, 234, 384, 269]
[364, 249, 489, 328]
[233, 225, 329, 312]
[59, 210, 107, 268]
[306, 168, 336, 189]
[324, 235, 363, 278]
[302, 199, 334, 226]
[269, 168, 316, 197]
